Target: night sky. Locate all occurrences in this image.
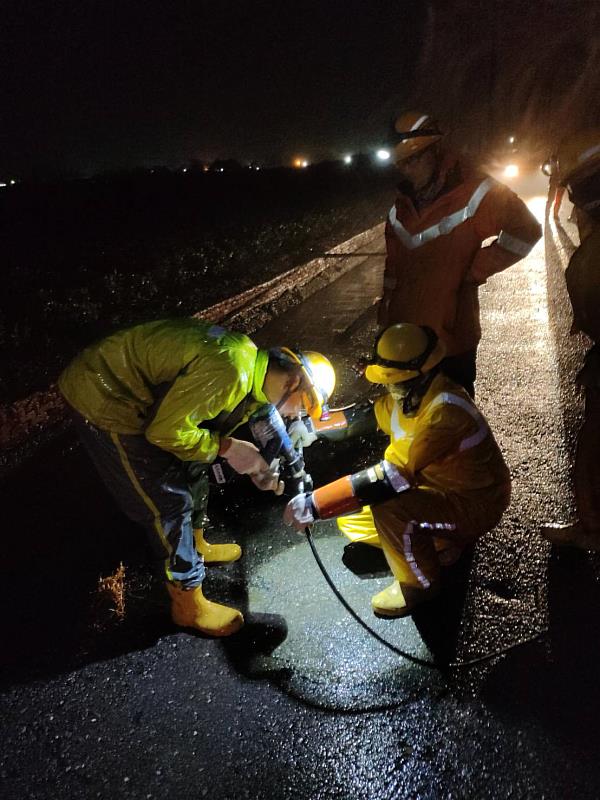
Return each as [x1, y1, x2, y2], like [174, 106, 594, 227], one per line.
[4, 1, 599, 180]
[1, 0, 426, 177]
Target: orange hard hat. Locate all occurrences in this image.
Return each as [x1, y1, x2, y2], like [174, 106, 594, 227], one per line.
[393, 111, 443, 163]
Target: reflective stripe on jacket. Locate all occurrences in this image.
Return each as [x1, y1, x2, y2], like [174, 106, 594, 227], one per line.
[383, 155, 542, 355]
[374, 373, 511, 496]
[59, 318, 270, 462]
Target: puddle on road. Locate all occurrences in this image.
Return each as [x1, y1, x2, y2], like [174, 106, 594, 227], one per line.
[209, 489, 450, 711]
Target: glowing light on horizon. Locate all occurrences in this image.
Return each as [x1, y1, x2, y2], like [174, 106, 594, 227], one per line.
[343, 155, 352, 164]
[376, 149, 390, 161]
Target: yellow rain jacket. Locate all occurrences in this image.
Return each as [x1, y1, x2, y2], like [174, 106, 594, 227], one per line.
[374, 372, 510, 500]
[338, 372, 511, 573]
[59, 318, 270, 463]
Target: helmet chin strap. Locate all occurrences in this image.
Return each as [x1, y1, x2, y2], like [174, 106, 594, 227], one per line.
[389, 373, 421, 402]
[275, 388, 292, 413]
[275, 374, 304, 415]
[390, 368, 439, 416]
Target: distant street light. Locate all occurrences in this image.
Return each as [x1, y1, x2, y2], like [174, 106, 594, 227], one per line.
[343, 155, 352, 164]
[376, 149, 390, 161]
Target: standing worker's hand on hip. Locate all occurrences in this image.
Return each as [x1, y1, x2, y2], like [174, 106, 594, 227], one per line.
[284, 493, 316, 532]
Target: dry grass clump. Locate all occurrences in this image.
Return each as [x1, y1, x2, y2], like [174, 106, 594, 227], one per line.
[93, 562, 126, 627]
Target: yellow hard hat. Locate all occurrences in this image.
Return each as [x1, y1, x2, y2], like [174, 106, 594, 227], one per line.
[365, 324, 446, 385]
[393, 111, 443, 163]
[557, 129, 600, 186]
[278, 348, 336, 421]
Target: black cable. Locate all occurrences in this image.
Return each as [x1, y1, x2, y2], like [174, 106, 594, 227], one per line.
[305, 528, 439, 669]
[305, 528, 547, 670]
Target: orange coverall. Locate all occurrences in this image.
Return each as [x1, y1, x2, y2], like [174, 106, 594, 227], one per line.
[379, 155, 542, 357]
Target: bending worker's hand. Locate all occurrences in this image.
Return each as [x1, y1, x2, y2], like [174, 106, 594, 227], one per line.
[283, 493, 315, 532]
[252, 461, 285, 495]
[220, 438, 284, 494]
[220, 437, 268, 474]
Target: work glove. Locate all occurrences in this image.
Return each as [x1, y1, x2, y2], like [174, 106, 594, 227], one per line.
[283, 492, 316, 532]
[220, 437, 270, 477]
[287, 418, 318, 449]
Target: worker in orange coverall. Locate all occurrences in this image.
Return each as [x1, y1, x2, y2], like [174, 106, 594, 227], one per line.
[378, 111, 542, 396]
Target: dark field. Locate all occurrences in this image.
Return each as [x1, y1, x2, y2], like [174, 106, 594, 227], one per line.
[1, 163, 394, 403]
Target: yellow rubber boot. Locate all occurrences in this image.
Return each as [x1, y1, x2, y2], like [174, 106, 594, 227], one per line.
[371, 580, 440, 618]
[194, 528, 242, 564]
[166, 583, 243, 636]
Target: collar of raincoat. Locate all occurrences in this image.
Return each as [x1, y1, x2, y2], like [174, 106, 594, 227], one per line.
[252, 348, 270, 404]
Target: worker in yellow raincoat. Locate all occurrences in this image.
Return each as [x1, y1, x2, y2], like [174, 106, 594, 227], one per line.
[284, 323, 511, 617]
[59, 318, 335, 636]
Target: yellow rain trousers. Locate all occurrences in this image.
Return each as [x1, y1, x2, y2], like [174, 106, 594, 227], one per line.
[337, 373, 511, 588]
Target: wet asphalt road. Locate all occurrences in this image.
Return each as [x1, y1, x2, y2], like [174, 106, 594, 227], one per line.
[2, 174, 600, 799]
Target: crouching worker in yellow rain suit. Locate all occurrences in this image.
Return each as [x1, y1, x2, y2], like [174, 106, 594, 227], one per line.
[284, 323, 511, 617]
[59, 318, 335, 637]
